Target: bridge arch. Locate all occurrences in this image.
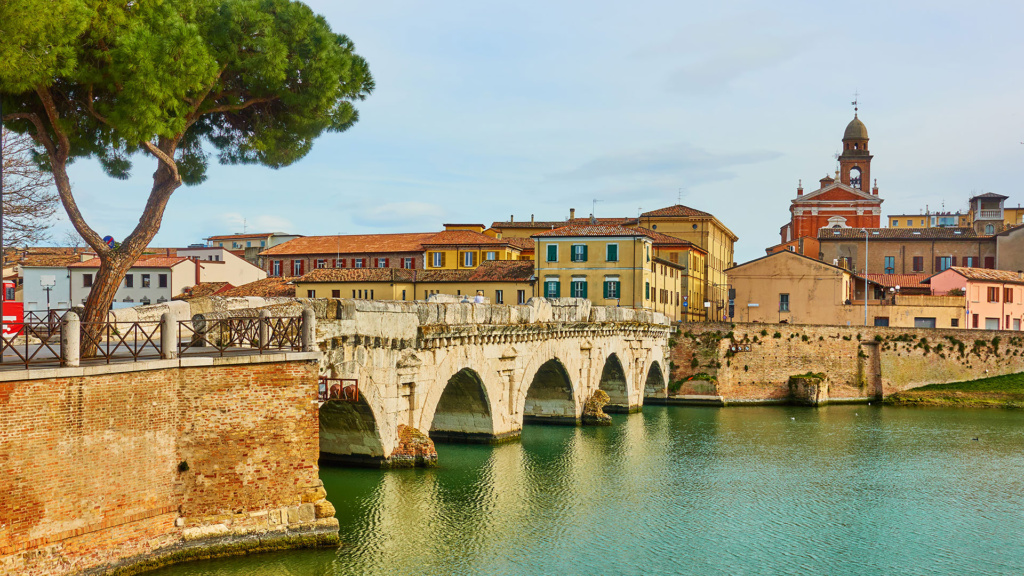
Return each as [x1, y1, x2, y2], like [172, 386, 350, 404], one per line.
[426, 367, 498, 443]
[598, 353, 631, 412]
[319, 394, 387, 467]
[643, 360, 667, 399]
[521, 357, 579, 425]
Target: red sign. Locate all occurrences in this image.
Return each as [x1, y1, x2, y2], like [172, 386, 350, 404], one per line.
[2, 281, 23, 336]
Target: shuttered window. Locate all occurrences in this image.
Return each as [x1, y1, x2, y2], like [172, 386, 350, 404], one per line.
[606, 243, 618, 262]
[546, 244, 558, 262]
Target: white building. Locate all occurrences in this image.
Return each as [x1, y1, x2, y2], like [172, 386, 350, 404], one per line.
[70, 257, 197, 308]
[176, 246, 267, 286]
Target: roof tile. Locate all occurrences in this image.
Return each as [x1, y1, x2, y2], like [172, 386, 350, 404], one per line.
[819, 227, 979, 240]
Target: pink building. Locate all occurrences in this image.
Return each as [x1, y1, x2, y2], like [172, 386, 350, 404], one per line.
[927, 267, 1024, 330]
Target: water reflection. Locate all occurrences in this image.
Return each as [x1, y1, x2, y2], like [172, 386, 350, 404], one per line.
[149, 406, 1024, 576]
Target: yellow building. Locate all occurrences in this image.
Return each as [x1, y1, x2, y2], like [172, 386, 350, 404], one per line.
[532, 224, 688, 321]
[294, 261, 536, 305]
[634, 205, 737, 322]
[423, 229, 524, 270]
[887, 212, 966, 229]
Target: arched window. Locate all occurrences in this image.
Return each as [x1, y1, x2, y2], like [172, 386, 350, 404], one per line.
[985, 224, 995, 235]
[850, 167, 862, 188]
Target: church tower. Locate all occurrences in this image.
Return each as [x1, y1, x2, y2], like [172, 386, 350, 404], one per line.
[838, 113, 873, 194]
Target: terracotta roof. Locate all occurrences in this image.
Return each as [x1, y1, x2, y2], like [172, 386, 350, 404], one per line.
[969, 192, 1008, 201]
[173, 282, 233, 300]
[640, 204, 712, 218]
[17, 254, 86, 267]
[491, 221, 566, 229]
[819, 227, 979, 240]
[505, 237, 535, 251]
[69, 256, 189, 269]
[861, 274, 931, 289]
[260, 233, 437, 256]
[219, 277, 297, 297]
[567, 217, 639, 226]
[635, 227, 701, 249]
[205, 232, 284, 241]
[297, 268, 416, 283]
[296, 260, 536, 285]
[422, 230, 508, 247]
[532, 224, 651, 238]
[941, 267, 1024, 285]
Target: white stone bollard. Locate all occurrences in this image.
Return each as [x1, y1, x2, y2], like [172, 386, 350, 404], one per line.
[62, 311, 81, 367]
[301, 307, 316, 352]
[160, 312, 177, 360]
[259, 310, 271, 350]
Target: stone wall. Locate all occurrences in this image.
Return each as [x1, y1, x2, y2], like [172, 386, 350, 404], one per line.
[0, 355, 336, 576]
[669, 322, 1024, 404]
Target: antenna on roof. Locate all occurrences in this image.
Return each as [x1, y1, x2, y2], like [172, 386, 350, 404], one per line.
[592, 198, 599, 218]
[677, 187, 683, 204]
[242, 218, 247, 234]
[852, 90, 859, 115]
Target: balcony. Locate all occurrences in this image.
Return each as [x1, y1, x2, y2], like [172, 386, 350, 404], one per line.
[978, 209, 1003, 220]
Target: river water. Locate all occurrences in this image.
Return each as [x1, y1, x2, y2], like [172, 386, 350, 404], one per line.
[151, 405, 1024, 575]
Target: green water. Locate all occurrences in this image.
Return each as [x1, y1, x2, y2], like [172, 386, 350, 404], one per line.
[151, 405, 1024, 575]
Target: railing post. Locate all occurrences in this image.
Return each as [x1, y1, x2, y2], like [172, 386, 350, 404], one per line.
[62, 311, 80, 368]
[160, 312, 177, 360]
[301, 307, 316, 352]
[259, 310, 270, 351]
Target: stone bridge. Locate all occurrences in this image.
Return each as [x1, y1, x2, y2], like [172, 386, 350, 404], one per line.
[305, 298, 672, 466]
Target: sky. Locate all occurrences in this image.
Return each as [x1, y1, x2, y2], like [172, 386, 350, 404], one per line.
[50, 0, 1024, 263]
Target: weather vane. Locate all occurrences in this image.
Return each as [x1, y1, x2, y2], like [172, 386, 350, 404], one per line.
[852, 90, 859, 114]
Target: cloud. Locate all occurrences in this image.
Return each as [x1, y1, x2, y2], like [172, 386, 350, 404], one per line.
[549, 143, 781, 185]
[359, 202, 445, 229]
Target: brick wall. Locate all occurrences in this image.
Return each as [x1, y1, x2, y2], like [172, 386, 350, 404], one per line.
[670, 322, 1024, 403]
[0, 357, 337, 576]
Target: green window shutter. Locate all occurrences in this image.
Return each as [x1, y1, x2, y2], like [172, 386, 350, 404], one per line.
[603, 281, 610, 299]
[607, 244, 617, 261]
[645, 282, 650, 299]
[581, 245, 588, 262]
[554, 281, 561, 297]
[547, 244, 557, 262]
[582, 281, 588, 299]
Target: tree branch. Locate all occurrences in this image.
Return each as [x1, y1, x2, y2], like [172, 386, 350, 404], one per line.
[201, 96, 277, 116]
[34, 86, 70, 162]
[140, 140, 181, 184]
[0, 112, 57, 158]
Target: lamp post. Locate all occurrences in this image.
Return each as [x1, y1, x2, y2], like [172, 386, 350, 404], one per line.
[861, 228, 868, 326]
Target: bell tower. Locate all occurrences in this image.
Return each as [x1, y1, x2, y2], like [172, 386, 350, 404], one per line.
[838, 102, 873, 194]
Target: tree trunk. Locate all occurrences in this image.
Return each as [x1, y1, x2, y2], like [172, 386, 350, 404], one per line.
[79, 253, 135, 358]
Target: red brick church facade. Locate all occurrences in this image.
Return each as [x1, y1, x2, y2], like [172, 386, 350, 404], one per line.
[774, 114, 882, 254]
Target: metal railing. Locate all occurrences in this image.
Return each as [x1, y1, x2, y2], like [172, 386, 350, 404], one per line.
[0, 321, 64, 368]
[318, 377, 359, 402]
[178, 315, 303, 357]
[24, 310, 67, 336]
[80, 321, 163, 364]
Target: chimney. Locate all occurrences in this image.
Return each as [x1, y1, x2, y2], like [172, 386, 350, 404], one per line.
[589, 213, 596, 224]
[510, 215, 514, 223]
[531, 214, 535, 223]
[194, 257, 202, 283]
[797, 179, 803, 196]
[1018, 270, 1022, 279]
[569, 208, 576, 220]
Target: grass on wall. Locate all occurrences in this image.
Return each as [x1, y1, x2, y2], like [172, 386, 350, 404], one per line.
[885, 372, 1024, 409]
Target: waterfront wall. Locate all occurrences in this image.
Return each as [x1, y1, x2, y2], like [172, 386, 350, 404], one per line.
[669, 322, 1024, 403]
[0, 354, 336, 576]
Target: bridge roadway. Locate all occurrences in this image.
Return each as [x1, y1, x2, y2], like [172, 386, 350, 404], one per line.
[305, 297, 672, 466]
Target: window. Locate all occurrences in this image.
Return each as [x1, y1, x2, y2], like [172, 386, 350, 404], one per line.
[83, 273, 93, 288]
[402, 290, 407, 301]
[544, 278, 560, 298]
[125, 274, 134, 288]
[377, 258, 388, 268]
[603, 277, 620, 299]
[403, 257, 414, 269]
[570, 278, 587, 298]
[495, 290, 504, 304]
[985, 224, 995, 235]
[964, 256, 976, 268]
[937, 256, 952, 271]
[463, 252, 475, 267]
[246, 241, 252, 248]
[912, 256, 924, 272]
[914, 317, 937, 329]
[158, 274, 168, 288]
[138, 274, 150, 288]
[332, 290, 341, 298]
[432, 252, 444, 268]
[951, 318, 959, 327]
[988, 287, 1000, 302]
[486, 251, 497, 261]
[260, 240, 265, 247]
[571, 244, 587, 262]
[906, 220, 912, 226]
[272, 260, 281, 276]
[874, 317, 890, 327]
[546, 244, 558, 262]
[292, 260, 303, 275]
[317, 259, 327, 268]
[1005, 288, 1014, 303]
[892, 220, 898, 227]
[884, 256, 895, 275]
[307, 289, 316, 298]
[646, 245, 650, 262]
[645, 282, 650, 300]
[354, 258, 364, 268]
[517, 290, 526, 304]
[606, 244, 618, 262]
[985, 318, 999, 330]
[985, 257, 995, 269]
[973, 314, 979, 328]
[779, 293, 790, 312]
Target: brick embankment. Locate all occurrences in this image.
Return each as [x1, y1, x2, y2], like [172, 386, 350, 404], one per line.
[0, 355, 337, 576]
[666, 322, 1024, 405]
